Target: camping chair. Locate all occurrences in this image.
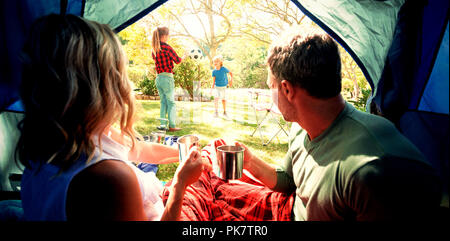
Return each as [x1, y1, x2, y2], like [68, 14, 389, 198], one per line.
[248, 90, 289, 146]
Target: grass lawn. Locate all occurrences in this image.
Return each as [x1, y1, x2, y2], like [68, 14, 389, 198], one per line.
[134, 97, 290, 182]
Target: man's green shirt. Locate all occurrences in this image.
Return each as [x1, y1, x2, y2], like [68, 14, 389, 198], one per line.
[274, 102, 440, 220]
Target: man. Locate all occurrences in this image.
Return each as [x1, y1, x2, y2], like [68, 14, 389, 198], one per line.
[239, 27, 442, 220]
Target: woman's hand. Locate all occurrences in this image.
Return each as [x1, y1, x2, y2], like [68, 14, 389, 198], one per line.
[161, 146, 211, 221]
[173, 147, 211, 189]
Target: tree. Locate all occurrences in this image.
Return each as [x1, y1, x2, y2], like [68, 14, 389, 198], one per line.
[238, 0, 308, 44]
[220, 37, 268, 88]
[118, 23, 155, 94]
[339, 46, 370, 100]
[145, 0, 240, 66]
[174, 58, 210, 98]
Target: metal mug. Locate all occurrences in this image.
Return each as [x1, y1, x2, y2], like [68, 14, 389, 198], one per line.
[149, 131, 166, 144]
[177, 134, 199, 162]
[215, 145, 244, 180]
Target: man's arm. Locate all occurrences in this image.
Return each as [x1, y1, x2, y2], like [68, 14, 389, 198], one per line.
[245, 154, 278, 189]
[235, 142, 295, 192]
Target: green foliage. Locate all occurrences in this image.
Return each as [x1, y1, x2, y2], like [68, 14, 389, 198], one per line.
[127, 65, 147, 85]
[222, 39, 269, 88]
[348, 88, 372, 112]
[173, 58, 210, 98]
[239, 46, 268, 89]
[138, 74, 158, 96]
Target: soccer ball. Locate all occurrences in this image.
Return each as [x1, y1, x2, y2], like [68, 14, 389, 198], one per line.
[189, 48, 203, 60]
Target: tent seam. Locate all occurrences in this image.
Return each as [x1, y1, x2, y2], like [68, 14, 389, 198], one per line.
[114, 0, 168, 32]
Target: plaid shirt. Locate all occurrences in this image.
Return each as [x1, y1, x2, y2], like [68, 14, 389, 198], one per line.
[152, 42, 182, 74]
[161, 139, 295, 221]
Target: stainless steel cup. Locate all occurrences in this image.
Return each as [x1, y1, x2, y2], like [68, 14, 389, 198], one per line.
[215, 145, 244, 180]
[177, 134, 199, 162]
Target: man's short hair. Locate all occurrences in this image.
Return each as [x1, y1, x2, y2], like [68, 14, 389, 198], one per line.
[266, 27, 342, 99]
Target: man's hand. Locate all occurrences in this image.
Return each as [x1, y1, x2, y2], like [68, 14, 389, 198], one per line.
[235, 141, 277, 189]
[235, 142, 254, 170]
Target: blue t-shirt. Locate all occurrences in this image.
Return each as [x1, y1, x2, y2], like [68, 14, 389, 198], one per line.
[212, 67, 230, 87]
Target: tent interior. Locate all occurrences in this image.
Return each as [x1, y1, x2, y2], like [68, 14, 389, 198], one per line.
[0, 0, 448, 218]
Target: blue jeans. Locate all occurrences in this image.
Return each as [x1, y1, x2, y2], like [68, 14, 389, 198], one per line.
[155, 73, 177, 128]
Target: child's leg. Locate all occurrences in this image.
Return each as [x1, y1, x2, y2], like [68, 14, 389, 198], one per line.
[214, 98, 219, 113]
[222, 99, 226, 114]
[213, 87, 220, 116]
[222, 88, 227, 114]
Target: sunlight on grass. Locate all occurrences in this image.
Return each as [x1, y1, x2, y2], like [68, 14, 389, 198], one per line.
[134, 99, 289, 181]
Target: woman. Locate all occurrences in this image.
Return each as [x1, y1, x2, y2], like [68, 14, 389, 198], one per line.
[18, 14, 210, 221]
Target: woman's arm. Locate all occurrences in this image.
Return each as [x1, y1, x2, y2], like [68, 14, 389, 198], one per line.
[160, 180, 186, 221]
[161, 147, 211, 221]
[105, 126, 179, 164]
[131, 142, 179, 164]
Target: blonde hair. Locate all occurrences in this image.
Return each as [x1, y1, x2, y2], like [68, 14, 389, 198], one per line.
[213, 55, 223, 67]
[18, 14, 139, 171]
[151, 26, 169, 55]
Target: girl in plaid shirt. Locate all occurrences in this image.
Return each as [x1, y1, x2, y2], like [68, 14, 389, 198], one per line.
[151, 26, 185, 132]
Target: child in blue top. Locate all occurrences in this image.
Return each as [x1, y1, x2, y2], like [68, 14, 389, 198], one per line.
[211, 55, 233, 117]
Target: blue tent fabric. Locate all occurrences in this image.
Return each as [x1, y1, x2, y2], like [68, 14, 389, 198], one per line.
[408, 4, 449, 112]
[418, 21, 449, 115]
[5, 100, 25, 113]
[0, 0, 164, 111]
[0, 0, 83, 112]
[0, 1, 33, 111]
[371, 1, 449, 198]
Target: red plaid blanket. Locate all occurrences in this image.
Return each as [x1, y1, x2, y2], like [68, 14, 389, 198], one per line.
[161, 139, 294, 221]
